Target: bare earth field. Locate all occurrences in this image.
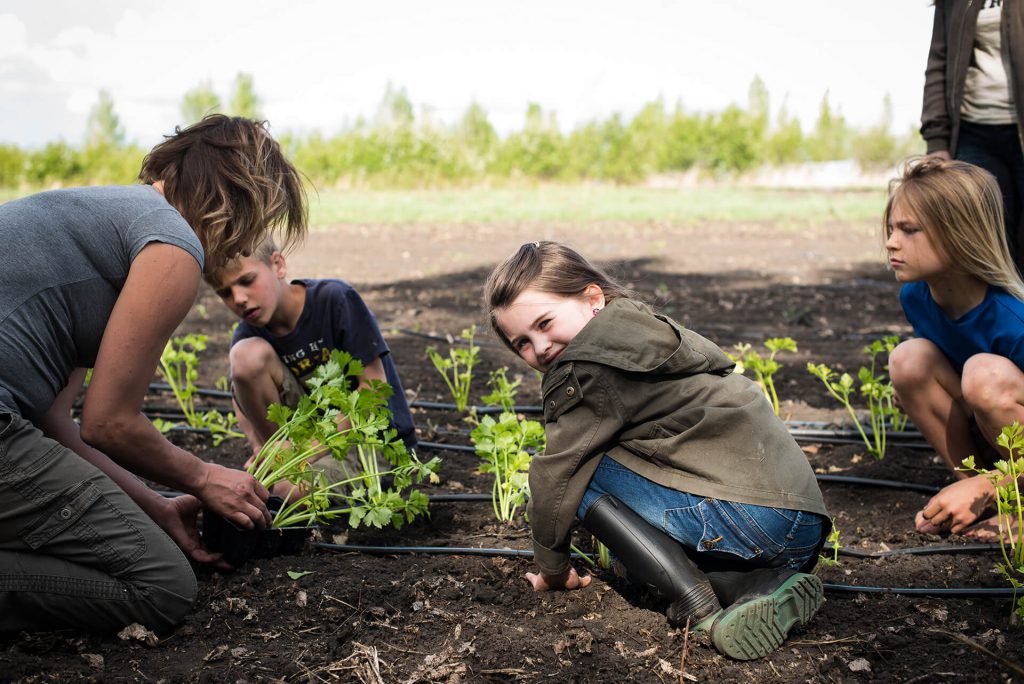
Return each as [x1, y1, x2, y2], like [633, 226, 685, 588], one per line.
[4, 216, 1023, 683]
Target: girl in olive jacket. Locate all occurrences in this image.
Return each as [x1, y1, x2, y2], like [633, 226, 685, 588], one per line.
[485, 241, 829, 660]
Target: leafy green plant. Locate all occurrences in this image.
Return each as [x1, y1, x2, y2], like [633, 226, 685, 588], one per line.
[960, 423, 1024, 623]
[808, 336, 907, 459]
[807, 362, 884, 458]
[866, 335, 908, 432]
[727, 337, 797, 415]
[426, 326, 480, 413]
[154, 333, 244, 445]
[817, 518, 842, 568]
[247, 350, 440, 529]
[481, 367, 521, 413]
[470, 367, 544, 522]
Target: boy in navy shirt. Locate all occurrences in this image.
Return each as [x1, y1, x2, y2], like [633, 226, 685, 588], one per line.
[206, 239, 416, 497]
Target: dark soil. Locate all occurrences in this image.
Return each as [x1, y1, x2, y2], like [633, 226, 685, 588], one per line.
[4, 218, 1023, 683]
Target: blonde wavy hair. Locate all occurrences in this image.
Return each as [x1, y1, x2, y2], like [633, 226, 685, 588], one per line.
[139, 115, 307, 271]
[883, 156, 1024, 300]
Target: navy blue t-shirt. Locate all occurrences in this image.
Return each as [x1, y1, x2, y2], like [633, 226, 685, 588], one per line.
[232, 279, 416, 449]
[900, 281, 1024, 374]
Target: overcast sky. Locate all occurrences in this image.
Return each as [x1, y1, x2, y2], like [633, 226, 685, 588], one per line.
[0, 1, 935, 149]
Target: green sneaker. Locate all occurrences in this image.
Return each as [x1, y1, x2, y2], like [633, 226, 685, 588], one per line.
[709, 571, 823, 660]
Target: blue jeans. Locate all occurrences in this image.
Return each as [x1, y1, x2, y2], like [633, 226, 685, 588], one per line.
[957, 121, 1024, 268]
[578, 456, 824, 571]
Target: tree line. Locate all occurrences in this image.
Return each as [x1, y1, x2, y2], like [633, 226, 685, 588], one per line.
[0, 75, 921, 189]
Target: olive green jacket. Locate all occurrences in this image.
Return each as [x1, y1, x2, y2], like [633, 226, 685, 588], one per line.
[528, 298, 828, 576]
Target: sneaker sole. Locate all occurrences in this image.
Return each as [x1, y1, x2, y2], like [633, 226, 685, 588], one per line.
[710, 572, 823, 660]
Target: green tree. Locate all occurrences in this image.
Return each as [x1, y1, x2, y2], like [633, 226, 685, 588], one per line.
[181, 80, 222, 125]
[806, 90, 850, 161]
[374, 83, 415, 129]
[0, 144, 26, 187]
[228, 73, 262, 119]
[852, 93, 901, 169]
[747, 75, 770, 139]
[765, 95, 805, 165]
[85, 90, 125, 149]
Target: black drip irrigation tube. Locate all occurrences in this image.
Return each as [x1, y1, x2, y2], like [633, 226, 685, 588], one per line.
[310, 542, 1017, 598]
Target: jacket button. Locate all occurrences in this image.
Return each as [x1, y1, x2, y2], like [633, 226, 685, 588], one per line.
[566, 386, 575, 397]
[548, 400, 556, 409]
[59, 508, 73, 520]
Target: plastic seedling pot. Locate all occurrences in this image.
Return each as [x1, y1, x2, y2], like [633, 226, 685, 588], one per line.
[202, 496, 314, 568]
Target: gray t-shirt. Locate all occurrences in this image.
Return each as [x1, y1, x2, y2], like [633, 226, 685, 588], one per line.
[0, 185, 204, 420]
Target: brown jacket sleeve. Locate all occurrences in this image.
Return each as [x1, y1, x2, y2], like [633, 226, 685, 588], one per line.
[921, 1, 951, 153]
[527, 363, 625, 576]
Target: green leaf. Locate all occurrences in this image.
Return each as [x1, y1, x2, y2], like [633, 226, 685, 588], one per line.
[287, 570, 314, 580]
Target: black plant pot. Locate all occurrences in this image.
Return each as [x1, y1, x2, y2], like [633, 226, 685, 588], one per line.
[202, 496, 313, 568]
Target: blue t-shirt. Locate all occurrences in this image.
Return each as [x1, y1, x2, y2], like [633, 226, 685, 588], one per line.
[232, 279, 416, 449]
[900, 281, 1024, 373]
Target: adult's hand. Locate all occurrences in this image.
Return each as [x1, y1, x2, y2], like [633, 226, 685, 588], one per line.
[195, 462, 271, 530]
[915, 474, 995, 534]
[155, 494, 231, 569]
[525, 566, 591, 592]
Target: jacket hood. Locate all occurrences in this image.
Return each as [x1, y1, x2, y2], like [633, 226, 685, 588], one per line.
[553, 298, 735, 376]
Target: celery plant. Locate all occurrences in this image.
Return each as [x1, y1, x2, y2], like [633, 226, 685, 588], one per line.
[470, 367, 543, 522]
[807, 362, 883, 458]
[426, 326, 480, 413]
[155, 333, 244, 445]
[728, 337, 797, 416]
[247, 350, 440, 529]
[960, 423, 1024, 623]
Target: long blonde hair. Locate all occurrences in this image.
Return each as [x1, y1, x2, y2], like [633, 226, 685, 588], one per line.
[484, 241, 635, 351]
[883, 156, 1024, 300]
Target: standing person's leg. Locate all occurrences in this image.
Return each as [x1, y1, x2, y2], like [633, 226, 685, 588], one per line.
[956, 122, 1021, 266]
[0, 414, 197, 634]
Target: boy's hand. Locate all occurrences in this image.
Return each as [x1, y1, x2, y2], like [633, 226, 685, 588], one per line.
[916, 474, 995, 534]
[525, 567, 591, 592]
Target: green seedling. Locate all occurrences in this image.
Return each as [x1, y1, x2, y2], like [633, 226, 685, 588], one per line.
[471, 367, 543, 522]
[728, 337, 797, 415]
[960, 423, 1024, 624]
[287, 570, 314, 580]
[155, 333, 244, 445]
[426, 326, 480, 413]
[808, 336, 906, 459]
[871, 335, 908, 432]
[817, 518, 842, 568]
[247, 349, 440, 529]
[808, 361, 885, 459]
[481, 367, 521, 413]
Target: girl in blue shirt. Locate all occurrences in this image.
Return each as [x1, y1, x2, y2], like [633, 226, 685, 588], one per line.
[885, 157, 1024, 543]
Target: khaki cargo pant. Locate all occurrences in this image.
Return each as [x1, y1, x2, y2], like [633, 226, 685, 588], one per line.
[0, 413, 196, 634]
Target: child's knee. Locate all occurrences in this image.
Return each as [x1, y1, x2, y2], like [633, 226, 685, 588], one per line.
[229, 337, 277, 381]
[962, 354, 1021, 412]
[888, 338, 942, 390]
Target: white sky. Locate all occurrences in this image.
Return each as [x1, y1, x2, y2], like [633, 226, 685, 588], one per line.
[0, 0, 935, 148]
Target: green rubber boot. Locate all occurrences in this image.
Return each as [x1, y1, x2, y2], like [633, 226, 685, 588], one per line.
[705, 568, 823, 660]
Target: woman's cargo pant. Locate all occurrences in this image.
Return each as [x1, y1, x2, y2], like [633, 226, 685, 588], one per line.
[0, 413, 197, 634]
